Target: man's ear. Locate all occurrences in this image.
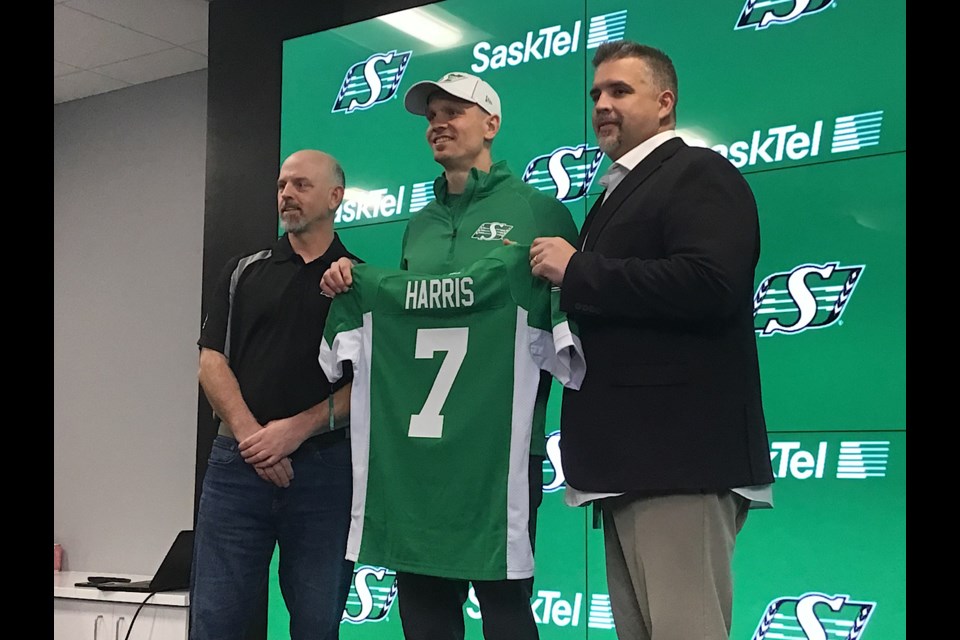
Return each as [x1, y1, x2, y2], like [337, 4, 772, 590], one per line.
[484, 114, 501, 142]
[658, 90, 676, 123]
[329, 185, 345, 211]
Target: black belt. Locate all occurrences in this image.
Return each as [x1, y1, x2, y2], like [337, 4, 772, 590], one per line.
[301, 427, 349, 449]
[216, 416, 350, 446]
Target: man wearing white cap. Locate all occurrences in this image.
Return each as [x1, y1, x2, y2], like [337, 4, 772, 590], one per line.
[321, 71, 578, 640]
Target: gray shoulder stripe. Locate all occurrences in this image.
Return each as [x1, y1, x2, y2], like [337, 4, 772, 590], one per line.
[224, 249, 272, 359]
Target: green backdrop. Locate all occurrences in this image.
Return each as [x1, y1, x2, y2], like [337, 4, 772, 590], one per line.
[269, 0, 906, 638]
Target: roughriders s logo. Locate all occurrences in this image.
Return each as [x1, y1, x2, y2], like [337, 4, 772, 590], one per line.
[735, 0, 835, 30]
[341, 565, 398, 624]
[472, 222, 514, 241]
[754, 262, 864, 336]
[522, 144, 604, 202]
[543, 430, 565, 493]
[332, 51, 411, 114]
[753, 592, 876, 640]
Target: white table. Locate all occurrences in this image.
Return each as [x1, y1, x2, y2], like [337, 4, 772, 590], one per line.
[54, 570, 189, 640]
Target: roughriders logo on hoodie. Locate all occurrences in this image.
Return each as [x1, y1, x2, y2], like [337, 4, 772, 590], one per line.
[472, 222, 514, 241]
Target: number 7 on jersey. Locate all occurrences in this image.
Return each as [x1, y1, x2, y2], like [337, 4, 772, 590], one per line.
[408, 327, 469, 438]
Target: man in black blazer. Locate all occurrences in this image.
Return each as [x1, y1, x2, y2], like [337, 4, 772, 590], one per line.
[530, 41, 775, 640]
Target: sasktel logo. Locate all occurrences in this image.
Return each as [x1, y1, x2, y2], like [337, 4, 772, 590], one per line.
[753, 592, 876, 640]
[707, 110, 884, 168]
[332, 50, 411, 114]
[754, 262, 864, 336]
[771, 441, 891, 480]
[335, 185, 410, 224]
[333, 179, 436, 227]
[467, 585, 615, 629]
[545, 432, 891, 487]
[341, 565, 398, 624]
[736, 0, 836, 31]
[522, 145, 604, 203]
[471, 10, 627, 73]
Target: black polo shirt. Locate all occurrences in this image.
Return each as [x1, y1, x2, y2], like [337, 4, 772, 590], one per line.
[199, 233, 357, 426]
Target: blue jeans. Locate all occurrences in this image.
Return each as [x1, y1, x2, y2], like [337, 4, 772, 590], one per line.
[190, 434, 354, 640]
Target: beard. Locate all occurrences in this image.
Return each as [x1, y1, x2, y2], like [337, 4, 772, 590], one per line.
[280, 207, 334, 235]
[597, 133, 622, 157]
[279, 213, 306, 234]
[594, 119, 623, 158]
[279, 207, 314, 234]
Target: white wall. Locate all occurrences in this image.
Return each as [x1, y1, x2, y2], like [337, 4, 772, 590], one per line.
[54, 70, 206, 575]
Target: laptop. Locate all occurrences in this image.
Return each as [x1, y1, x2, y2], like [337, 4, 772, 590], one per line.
[97, 530, 194, 593]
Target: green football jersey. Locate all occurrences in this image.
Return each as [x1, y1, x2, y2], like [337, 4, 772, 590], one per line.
[319, 242, 584, 580]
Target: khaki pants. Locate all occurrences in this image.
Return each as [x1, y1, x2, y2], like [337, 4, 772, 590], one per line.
[601, 491, 750, 640]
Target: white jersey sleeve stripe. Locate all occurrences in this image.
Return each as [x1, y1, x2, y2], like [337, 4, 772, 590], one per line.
[345, 312, 375, 563]
[506, 307, 538, 579]
[319, 312, 374, 563]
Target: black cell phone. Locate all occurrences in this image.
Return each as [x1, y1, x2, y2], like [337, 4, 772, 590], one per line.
[75, 576, 132, 587]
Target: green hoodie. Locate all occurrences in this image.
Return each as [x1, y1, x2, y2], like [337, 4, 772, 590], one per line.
[400, 160, 579, 456]
[400, 160, 579, 273]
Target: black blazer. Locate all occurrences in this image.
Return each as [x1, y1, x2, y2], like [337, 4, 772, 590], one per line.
[560, 136, 775, 493]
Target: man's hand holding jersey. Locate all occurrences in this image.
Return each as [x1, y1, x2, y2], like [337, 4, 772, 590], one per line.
[530, 237, 577, 286]
[320, 257, 355, 297]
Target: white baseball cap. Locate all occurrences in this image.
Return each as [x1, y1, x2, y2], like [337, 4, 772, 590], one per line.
[404, 71, 501, 118]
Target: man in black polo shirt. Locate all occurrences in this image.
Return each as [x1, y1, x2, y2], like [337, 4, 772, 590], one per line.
[191, 149, 360, 640]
